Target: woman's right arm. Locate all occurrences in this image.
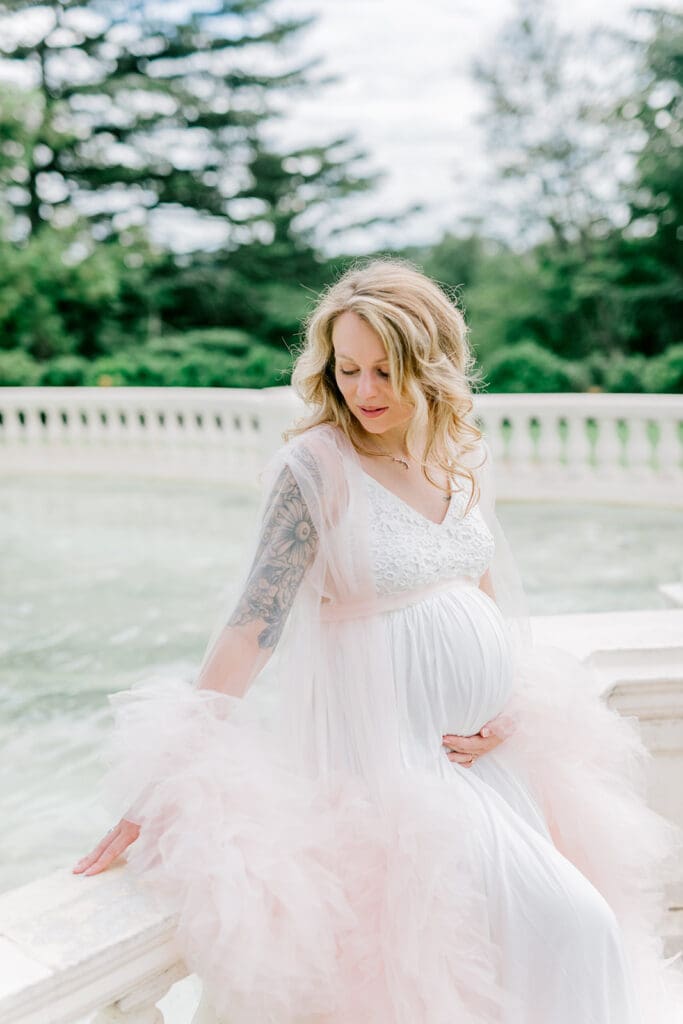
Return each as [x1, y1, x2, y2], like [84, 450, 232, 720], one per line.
[73, 465, 319, 876]
[195, 463, 319, 697]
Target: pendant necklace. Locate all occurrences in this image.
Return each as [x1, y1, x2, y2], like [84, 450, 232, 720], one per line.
[368, 447, 452, 501]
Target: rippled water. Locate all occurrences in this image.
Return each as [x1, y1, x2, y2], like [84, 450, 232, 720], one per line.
[1, 473, 681, 896]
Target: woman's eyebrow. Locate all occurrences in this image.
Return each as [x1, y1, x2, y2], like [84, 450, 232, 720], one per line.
[334, 353, 389, 364]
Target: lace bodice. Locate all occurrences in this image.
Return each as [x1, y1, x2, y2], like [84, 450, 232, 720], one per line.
[363, 472, 495, 596]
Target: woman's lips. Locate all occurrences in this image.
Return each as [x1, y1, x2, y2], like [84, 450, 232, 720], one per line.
[358, 406, 388, 418]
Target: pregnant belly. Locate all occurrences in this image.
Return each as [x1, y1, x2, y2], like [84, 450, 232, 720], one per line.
[384, 583, 515, 751]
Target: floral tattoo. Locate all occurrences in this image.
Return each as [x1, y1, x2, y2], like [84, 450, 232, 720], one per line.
[228, 465, 319, 648]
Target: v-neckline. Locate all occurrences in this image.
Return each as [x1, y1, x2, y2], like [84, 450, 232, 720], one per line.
[360, 468, 455, 528]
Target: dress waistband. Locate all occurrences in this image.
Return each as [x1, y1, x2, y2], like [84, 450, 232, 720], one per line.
[319, 575, 479, 623]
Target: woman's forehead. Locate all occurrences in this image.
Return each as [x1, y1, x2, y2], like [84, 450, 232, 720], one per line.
[332, 311, 388, 361]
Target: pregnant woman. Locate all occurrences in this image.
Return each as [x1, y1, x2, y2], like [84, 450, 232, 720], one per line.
[74, 260, 682, 1022]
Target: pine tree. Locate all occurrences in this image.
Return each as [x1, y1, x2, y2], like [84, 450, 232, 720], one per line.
[0, 0, 375, 253]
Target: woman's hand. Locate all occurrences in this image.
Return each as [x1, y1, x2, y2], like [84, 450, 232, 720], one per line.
[443, 711, 516, 768]
[72, 818, 141, 876]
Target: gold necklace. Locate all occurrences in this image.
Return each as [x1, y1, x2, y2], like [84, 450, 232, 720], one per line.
[367, 447, 451, 501]
[367, 445, 410, 470]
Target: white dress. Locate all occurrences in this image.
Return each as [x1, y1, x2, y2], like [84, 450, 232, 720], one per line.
[109, 424, 681, 1024]
[186, 467, 643, 1024]
[360, 470, 641, 1022]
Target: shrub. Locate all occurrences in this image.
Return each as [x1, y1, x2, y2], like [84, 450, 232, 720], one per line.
[603, 354, 648, 393]
[0, 349, 42, 386]
[173, 344, 292, 388]
[83, 353, 175, 387]
[483, 341, 589, 393]
[643, 344, 683, 394]
[38, 355, 88, 386]
[146, 328, 254, 360]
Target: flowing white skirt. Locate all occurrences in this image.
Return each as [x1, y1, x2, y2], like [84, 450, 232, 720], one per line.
[380, 585, 640, 1022]
[103, 582, 683, 1024]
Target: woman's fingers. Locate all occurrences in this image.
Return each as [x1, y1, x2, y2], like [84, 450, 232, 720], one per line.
[72, 819, 140, 876]
[443, 732, 489, 754]
[446, 749, 477, 767]
[442, 728, 504, 766]
[72, 828, 119, 873]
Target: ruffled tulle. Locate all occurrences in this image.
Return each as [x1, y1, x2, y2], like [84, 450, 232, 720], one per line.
[102, 675, 512, 1024]
[501, 644, 683, 1019]
[101, 656, 683, 1024]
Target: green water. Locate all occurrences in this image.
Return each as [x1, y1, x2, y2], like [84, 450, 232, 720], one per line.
[1, 473, 681, 894]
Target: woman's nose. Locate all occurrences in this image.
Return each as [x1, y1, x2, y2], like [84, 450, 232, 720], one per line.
[356, 372, 378, 400]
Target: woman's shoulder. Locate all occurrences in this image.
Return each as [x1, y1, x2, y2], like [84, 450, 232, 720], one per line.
[280, 421, 348, 463]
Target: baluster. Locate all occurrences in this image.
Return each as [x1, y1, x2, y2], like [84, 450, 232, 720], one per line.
[592, 415, 624, 476]
[654, 415, 682, 475]
[3, 404, 25, 442]
[506, 411, 534, 468]
[563, 411, 593, 474]
[23, 404, 46, 443]
[626, 415, 655, 474]
[43, 401, 61, 444]
[535, 412, 564, 470]
[72, 402, 93, 444]
[487, 415, 509, 464]
[92, 959, 186, 1024]
[52, 404, 68, 443]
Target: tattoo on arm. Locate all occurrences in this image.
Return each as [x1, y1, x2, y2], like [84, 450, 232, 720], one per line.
[228, 466, 319, 649]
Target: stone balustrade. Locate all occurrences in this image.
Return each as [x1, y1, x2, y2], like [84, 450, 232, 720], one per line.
[1, 388, 682, 505]
[1, 609, 682, 1024]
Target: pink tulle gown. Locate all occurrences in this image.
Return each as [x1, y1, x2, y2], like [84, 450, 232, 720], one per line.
[105, 427, 683, 1024]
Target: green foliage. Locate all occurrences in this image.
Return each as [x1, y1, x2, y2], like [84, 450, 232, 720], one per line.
[643, 344, 683, 394]
[602, 354, 648, 394]
[38, 355, 88, 386]
[0, 348, 41, 386]
[614, 9, 683, 355]
[146, 329, 254, 359]
[75, 329, 293, 388]
[0, 227, 154, 359]
[482, 341, 590, 393]
[153, 259, 319, 346]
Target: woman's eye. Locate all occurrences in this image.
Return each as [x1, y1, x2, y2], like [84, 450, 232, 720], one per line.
[338, 368, 390, 378]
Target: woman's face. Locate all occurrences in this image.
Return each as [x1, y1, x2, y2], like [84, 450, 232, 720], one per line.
[331, 310, 414, 439]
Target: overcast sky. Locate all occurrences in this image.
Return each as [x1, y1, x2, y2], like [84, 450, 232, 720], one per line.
[265, 0, 647, 253]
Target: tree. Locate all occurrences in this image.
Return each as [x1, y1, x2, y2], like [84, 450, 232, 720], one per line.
[472, 0, 632, 252]
[614, 7, 683, 354]
[0, 0, 391, 355]
[0, 0, 376, 255]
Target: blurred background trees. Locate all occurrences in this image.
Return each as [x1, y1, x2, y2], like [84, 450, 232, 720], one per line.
[0, 0, 680, 391]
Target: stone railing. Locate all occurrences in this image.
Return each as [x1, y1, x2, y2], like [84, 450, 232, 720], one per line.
[1, 388, 681, 505]
[476, 393, 683, 505]
[1, 609, 682, 1024]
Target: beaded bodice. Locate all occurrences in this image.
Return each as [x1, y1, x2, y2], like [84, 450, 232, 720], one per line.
[363, 472, 495, 597]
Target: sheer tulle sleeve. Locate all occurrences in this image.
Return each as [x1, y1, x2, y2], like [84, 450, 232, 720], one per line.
[101, 457, 322, 827]
[192, 463, 319, 698]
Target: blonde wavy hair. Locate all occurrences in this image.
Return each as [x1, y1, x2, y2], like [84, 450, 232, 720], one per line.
[285, 256, 484, 508]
